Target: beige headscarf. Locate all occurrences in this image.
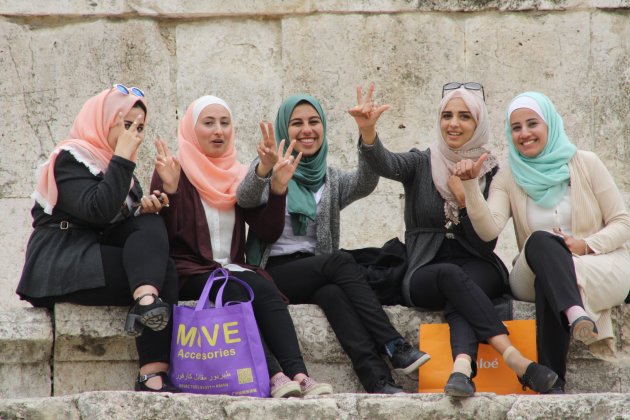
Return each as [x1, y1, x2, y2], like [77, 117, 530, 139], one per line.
[428, 87, 498, 224]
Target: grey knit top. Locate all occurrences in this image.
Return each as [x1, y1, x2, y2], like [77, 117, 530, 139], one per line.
[236, 146, 379, 268]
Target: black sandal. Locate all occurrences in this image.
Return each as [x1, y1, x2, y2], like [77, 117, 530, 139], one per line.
[125, 293, 171, 337]
[135, 371, 181, 393]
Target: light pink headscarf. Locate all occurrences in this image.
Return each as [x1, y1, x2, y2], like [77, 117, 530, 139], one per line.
[428, 87, 498, 224]
[176, 95, 247, 210]
[33, 88, 147, 214]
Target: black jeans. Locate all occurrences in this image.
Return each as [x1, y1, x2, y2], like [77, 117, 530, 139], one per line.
[409, 238, 506, 365]
[28, 214, 178, 367]
[180, 270, 307, 379]
[266, 251, 402, 392]
[524, 230, 584, 382]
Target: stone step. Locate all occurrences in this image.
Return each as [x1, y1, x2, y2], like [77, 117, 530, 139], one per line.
[1, 302, 629, 398]
[0, 391, 629, 420]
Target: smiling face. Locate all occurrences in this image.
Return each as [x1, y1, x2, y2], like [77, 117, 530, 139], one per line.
[509, 108, 548, 158]
[194, 104, 233, 157]
[287, 103, 324, 157]
[106, 106, 146, 150]
[439, 97, 477, 149]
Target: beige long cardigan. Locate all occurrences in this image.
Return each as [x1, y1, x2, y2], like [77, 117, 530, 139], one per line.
[462, 150, 630, 340]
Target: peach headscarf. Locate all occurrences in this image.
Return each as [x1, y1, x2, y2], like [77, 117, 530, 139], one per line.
[176, 95, 247, 210]
[33, 88, 147, 214]
[429, 87, 498, 224]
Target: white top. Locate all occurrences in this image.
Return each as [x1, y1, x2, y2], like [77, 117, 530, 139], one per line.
[201, 200, 250, 273]
[269, 185, 324, 256]
[526, 188, 573, 236]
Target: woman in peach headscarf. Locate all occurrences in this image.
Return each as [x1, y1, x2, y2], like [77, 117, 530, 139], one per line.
[151, 95, 332, 398]
[17, 85, 179, 392]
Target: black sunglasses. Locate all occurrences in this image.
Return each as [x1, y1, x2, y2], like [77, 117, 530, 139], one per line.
[442, 82, 485, 101]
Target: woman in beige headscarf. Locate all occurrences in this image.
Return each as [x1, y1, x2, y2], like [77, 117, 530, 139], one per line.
[351, 83, 558, 397]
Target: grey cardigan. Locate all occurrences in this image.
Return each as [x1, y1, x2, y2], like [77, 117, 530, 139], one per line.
[236, 147, 379, 268]
[359, 136, 508, 306]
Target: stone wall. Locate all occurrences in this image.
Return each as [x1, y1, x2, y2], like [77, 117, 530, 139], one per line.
[1, 0, 629, 308]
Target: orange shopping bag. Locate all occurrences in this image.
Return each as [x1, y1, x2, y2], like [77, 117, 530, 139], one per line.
[418, 320, 537, 394]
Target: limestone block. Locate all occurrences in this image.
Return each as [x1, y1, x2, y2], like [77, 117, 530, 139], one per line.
[129, 0, 311, 17]
[466, 11, 593, 157]
[589, 11, 630, 188]
[305, 361, 364, 393]
[0, 363, 51, 399]
[0, 0, 129, 16]
[280, 13, 465, 163]
[312, 0, 420, 13]
[0, 395, 79, 420]
[0, 307, 52, 398]
[54, 304, 136, 362]
[0, 18, 176, 198]
[288, 304, 349, 362]
[54, 361, 136, 396]
[0, 198, 33, 309]
[507, 393, 630, 419]
[175, 19, 283, 166]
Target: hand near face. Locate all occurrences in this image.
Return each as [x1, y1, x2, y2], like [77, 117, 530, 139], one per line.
[447, 175, 466, 208]
[137, 190, 169, 215]
[113, 112, 145, 160]
[154, 139, 181, 194]
[256, 121, 280, 177]
[347, 84, 391, 145]
[452, 153, 488, 181]
[270, 139, 303, 195]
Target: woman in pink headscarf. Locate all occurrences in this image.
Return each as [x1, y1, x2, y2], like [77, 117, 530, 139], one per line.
[18, 85, 180, 393]
[151, 95, 332, 398]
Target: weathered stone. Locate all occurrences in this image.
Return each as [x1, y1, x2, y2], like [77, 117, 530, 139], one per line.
[54, 361, 137, 396]
[1, 392, 630, 420]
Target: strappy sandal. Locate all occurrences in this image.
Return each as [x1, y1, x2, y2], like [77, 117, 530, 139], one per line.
[135, 371, 181, 393]
[125, 293, 171, 337]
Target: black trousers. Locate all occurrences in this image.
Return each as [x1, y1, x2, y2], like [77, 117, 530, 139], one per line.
[524, 230, 584, 382]
[29, 214, 178, 367]
[409, 238, 506, 366]
[180, 270, 307, 379]
[266, 251, 402, 392]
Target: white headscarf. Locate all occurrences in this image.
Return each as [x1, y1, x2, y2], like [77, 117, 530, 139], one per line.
[428, 87, 498, 224]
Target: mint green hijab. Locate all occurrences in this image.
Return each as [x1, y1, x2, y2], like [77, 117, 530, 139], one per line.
[275, 94, 328, 235]
[506, 92, 577, 208]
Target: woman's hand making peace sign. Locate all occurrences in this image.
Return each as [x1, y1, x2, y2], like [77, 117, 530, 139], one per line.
[347, 84, 391, 145]
[255, 121, 280, 178]
[113, 112, 144, 160]
[270, 139, 302, 195]
[154, 138, 181, 194]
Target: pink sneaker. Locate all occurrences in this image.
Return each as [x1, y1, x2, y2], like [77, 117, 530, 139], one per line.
[270, 374, 301, 398]
[299, 377, 333, 397]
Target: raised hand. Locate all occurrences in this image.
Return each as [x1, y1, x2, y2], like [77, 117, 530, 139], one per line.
[114, 112, 144, 160]
[347, 84, 391, 145]
[136, 190, 170, 215]
[256, 121, 280, 177]
[154, 138, 181, 194]
[452, 153, 488, 181]
[270, 139, 303, 195]
[447, 175, 466, 208]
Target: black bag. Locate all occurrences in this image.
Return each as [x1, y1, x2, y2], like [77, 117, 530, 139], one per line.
[341, 237, 407, 305]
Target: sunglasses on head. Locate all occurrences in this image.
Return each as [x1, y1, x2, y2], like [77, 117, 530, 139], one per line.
[442, 82, 485, 101]
[112, 84, 145, 98]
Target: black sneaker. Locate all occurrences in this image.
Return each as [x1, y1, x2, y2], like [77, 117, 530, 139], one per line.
[390, 342, 431, 375]
[518, 362, 558, 393]
[444, 372, 475, 397]
[542, 378, 566, 395]
[371, 378, 405, 394]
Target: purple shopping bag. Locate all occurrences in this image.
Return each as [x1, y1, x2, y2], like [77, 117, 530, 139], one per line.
[169, 268, 270, 397]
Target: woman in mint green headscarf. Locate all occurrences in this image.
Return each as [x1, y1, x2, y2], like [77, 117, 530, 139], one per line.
[455, 91, 630, 394]
[238, 92, 431, 394]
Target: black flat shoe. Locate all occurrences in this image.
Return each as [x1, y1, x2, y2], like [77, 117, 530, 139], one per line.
[570, 316, 598, 346]
[444, 372, 475, 398]
[125, 293, 171, 337]
[518, 363, 558, 393]
[542, 378, 566, 395]
[135, 371, 181, 393]
[371, 378, 405, 394]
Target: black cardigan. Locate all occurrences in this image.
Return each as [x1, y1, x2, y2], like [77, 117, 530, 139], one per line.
[17, 150, 142, 300]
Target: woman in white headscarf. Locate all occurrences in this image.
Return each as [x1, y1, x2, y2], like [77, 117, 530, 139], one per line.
[455, 91, 630, 394]
[351, 83, 558, 397]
